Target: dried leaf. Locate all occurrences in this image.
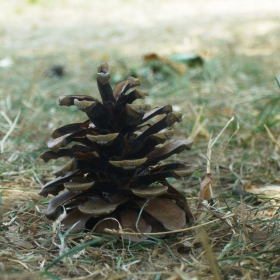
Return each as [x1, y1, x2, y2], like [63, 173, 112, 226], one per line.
[198, 173, 213, 201]
[245, 184, 280, 199]
[170, 53, 204, 67]
[163, 181, 193, 222]
[136, 197, 186, 230]
[143, 53, 188, 75]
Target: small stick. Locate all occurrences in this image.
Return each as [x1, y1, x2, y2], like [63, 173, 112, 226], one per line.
[264, 124, 280, 149]
[206, 116, 235, 196]
[104, 213, 234, 236]
[197, 227, 221, 280]
[189, 105, 208, 140]
[0, 110, 21, 153]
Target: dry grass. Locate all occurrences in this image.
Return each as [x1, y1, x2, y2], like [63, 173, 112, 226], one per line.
[1, 0, 280, 279]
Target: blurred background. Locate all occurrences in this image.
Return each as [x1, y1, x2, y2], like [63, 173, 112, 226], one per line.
[1, 0, 280, 201]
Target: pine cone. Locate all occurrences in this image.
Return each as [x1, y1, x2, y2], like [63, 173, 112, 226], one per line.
[39, 63, 193, 241]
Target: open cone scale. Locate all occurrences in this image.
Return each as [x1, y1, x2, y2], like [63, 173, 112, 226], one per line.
[39, 63, 193, 241]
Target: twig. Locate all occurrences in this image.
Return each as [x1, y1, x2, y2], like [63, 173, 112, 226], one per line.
[189, 105, 208, 140]
[206, 116, 235, 196]
[1, 111, 13, 126]
[104, 213, 234, 236]
[2, 169, 34, 176]
[264, 124, 280, 149]
[197, 227, 221, 280]
[0, 110, 21, 153]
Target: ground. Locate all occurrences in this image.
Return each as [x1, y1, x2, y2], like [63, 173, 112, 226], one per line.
[1, 0, 280, 279]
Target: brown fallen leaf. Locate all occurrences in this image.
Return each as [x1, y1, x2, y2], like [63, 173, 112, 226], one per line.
[197, 173, 213, 202]
[143, 53, 188, 75]
[245, 183, 280, 199]
[245, 183, 280, 218]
